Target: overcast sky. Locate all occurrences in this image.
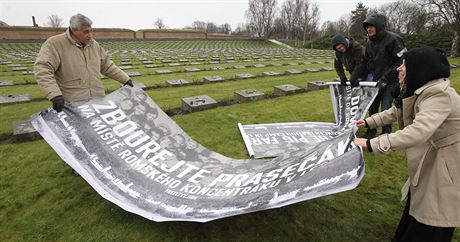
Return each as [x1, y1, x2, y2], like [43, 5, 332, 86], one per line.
[0, 0, 396, 31]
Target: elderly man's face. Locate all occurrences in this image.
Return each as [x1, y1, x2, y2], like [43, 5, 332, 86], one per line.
[72, 25, 93, 46]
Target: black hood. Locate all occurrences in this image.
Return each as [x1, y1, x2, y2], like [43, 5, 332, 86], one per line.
[363, 13, 387, 40]
[331, 34, 348, 50]
[404, 47, 450, 96]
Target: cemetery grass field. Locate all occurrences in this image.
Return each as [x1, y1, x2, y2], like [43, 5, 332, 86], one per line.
[1, 40, 460, 241]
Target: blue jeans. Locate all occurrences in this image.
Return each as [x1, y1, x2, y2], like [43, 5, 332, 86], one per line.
[369, 82, 397, 134]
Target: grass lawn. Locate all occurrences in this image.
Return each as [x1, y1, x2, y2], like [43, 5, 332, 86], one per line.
[0, 40, 459, 241]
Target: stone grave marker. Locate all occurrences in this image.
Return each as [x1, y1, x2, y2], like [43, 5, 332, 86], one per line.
[262, 71, 280, 76]
[13, 119, 41, 141]
[234, 89, 265, 103]
[209, 61, 220, 64]
[145, 64, 158, 68]
[181, 95, 218, 112]
[203, 75, 225, 83]
[142, 61, 153, 64]
[7, 63, 21, 67]
[253, 64, 265, 68]
[21, 71, 33, 75]
[156, 69, 173, 74]
[235, 73, 256, 79]
[126, 71, 142, 77]
[0, 94, 31, 104]
[120, 66, 133, 70]
[270, 63, 282, 66]
[169, 63, 181, 67]
[12, 67, 28, 71]
[288, 62, 299, 66]
[0, 80, 14, 86]
[234, 65, 246, 69]
[185, 67, 201, 72]
[307, 81, 329, 91]
[273, 84, 302, 96]
[305, 68, 320, 73]
[210, 66, 225, 70]
[165, 79, 190, 87]
[320, 67, 334, 71]
[285, 69, 303, 75]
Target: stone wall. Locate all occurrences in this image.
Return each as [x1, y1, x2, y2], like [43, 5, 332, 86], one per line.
[0, 26, 251, 41]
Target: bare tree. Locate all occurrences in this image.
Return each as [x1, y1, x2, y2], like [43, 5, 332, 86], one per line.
[220, 23, 232, 34]
[420, 0, 460, 56]
[246, 0, 277, 38]
[192, 21, 207, 31]
[154, 18, 165, 29]
[47, 14, 63, 28]
[376, 0, 429, 34]
[206, 22, 218, 33]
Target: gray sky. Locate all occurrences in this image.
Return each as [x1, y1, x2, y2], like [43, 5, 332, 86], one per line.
[0, 0, 395, 31]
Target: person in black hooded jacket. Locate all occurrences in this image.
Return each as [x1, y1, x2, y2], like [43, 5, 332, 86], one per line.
[363, 13, 407, 138]
[331, 34, 370, 87]
[354, 47, 459, 242]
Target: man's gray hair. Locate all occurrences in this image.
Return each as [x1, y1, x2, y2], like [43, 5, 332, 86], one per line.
[69, 13, 92, 30]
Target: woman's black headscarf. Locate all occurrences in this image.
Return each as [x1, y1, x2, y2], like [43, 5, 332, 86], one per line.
[395, 47, 450, 107]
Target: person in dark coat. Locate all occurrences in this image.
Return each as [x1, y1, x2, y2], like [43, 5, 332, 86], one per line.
[331, 34, 369, 87]
[355, 47, 459, 242]
[363, 13, 407, 138]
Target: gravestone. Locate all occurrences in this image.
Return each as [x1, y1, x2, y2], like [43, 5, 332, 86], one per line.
[303, 61, 312, 65]
[126, 72, 142, 77]
[190, 62, 203, 65]
[0, 80, 14, 86]
[142, 61, 153, 64]
[7, 63, 21, 67]
[234, 89, 265, 103]
[307, 81, 329, 91]
[320, 67, 334, 71]
[165, 79, 190, 87]
[12, 67, 28, 71]
[203, 75, 225, 83]
[145, 64, 158, 68]
[234, 65, 246, 69]
[209, 61, 219, 64]
[262, 71, 280, 76]
[181, 95, 218, 112]
[273, 84, 302, 96]
[22, 71, 33, 75]
[253, 64, 265, 68]
[270, 63, 282, 66]
[0, 94, 31, 104]
[288, 62, 299, 66]
[169, 63, 181, 67]
[304, 68, 320, 73]
[13, 119, 41, 141]
[235, 73, 256, 79]
[185, 67, 201, 72]
[285, 69, 303, 75]
[210, 66, 225, 70]
[121, 62, 132, 66]
[120, 66, 133, 70]
[156, 69, 172, 74]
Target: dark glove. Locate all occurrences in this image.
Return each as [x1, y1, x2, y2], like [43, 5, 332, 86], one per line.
[350, 81, 360, 88]
[124, 79, 134, 87]
[340, 78, 348, 86]
[51, 95, 65, 112]
[377, 78, 387, 89]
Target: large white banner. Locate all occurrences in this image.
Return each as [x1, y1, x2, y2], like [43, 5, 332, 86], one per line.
[31, 83, 377, 222]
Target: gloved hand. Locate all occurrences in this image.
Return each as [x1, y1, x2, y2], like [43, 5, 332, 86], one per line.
[124, 79, 134, 87]
[51, 95, 65, 112]
[377, 77, 387, 89]
[340, 78, 348, 86]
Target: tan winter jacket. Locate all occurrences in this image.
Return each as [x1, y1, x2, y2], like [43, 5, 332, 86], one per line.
[366, 78, 460, 227]
[34, 28, 130, 102]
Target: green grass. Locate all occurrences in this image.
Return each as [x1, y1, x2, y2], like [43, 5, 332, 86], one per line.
[0, 41, 459, 241]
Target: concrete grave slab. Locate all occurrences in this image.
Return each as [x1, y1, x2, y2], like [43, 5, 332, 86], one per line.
[320, 67, 334, 71]
[156, 69, 173, 74]
[270, 63, 282, 66]
[120, 66, 133, 70]
[253, 64, 265, 68]
[185, 67, 201, 72]
[12, 67, 28, 71]
[304, 68, 320, 73]
[210, 66, 225, 70]
[21, 71, 34, 75]
[234, 65, 246, 69]
[126, 72, 142, 77]
[0, 80, 14, 86]
[13, 119, 41, 141]
[0, 94, 31, 104]
[169, 63, 181, 67]
[307, 81, 329, 91]
[285, 69, 303, 75]
[203, 75, 225, 83]
[262, 71, 280, 76]
[145, 64, 158, 68]
[234, 89, 265, 103]
[273, 84, 302, 96]
[165, 79, 190, 87]
[181, 95, 218, 112]
[235, 73, 256, 79]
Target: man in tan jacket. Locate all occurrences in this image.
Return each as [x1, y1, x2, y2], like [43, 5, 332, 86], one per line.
[355, 47, 459, 241]
[34, 13, 133, 112]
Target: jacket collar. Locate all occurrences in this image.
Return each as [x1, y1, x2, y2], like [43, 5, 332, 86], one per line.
[414, 78, 449, 95]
